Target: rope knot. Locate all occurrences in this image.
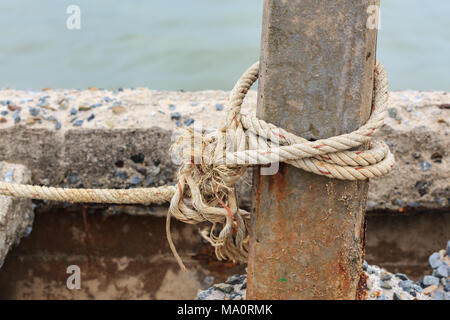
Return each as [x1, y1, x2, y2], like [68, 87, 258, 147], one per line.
[167, 127, 250, 270]
[165, 60, 395, 270]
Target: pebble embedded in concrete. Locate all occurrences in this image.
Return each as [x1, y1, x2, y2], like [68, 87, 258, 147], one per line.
[429, 252, 441, 269]
[423, 275, 440, 287]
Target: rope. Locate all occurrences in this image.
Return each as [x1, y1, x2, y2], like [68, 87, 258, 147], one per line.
[0, 60, 394, 271]
[0, 184, 175, 204]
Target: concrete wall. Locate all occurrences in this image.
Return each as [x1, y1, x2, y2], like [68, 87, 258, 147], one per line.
[0, 89, 449, 212]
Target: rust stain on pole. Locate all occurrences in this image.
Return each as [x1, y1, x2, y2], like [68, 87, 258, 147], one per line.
[247, 0, 380, 300]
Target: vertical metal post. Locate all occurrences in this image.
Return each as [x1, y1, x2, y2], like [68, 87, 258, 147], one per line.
[247, 0, 380, 299]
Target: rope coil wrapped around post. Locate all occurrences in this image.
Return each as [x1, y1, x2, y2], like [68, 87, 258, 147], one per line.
[0, 60, 394, 271]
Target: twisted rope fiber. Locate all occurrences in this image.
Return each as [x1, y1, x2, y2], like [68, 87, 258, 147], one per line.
[0, 60, 394, 271]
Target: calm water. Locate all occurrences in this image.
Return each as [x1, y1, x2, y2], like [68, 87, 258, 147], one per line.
[0, 0, 449, 91]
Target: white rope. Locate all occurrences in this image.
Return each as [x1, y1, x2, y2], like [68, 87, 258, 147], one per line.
[0, 60, 394, 271]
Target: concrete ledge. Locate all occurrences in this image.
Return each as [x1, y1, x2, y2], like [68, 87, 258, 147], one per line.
[0, 162, 33, 266]
[0, 88, 449, 212]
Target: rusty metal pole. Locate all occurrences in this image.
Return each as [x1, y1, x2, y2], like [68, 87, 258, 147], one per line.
[247, 0, 380, 300]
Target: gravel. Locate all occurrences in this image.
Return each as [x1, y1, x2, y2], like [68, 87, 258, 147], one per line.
[380, 281, 392, 289]
[362, 260, 368, 271]
[423, 275, 440, 287]
[429, 252, 441, 269]
[395, 273, 409, 281]
[398, 280, 414, 292]
[198, 274, 246, 300]
[393, 292, 402, 300]
[436, 265, 449, 278]
[198, 241, 450, 300]
[380, 271, 392, 281]
[444, 282, 450, 292]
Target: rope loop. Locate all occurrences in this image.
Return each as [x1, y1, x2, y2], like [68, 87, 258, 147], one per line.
[167, 60, 394, 269]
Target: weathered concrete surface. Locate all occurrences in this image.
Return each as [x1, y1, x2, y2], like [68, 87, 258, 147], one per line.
[0, 162, 33, 266]
[367, 93, 450, 212]
[0, 89, 449, 212]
